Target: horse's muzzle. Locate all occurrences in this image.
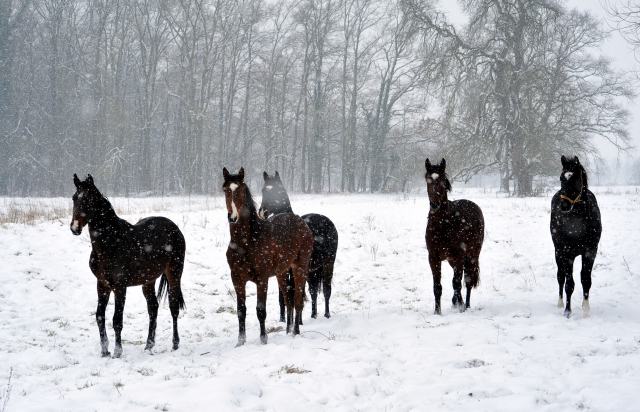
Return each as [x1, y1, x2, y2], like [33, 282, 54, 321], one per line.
[429, 199, 441, 212]
[228, 212, 238, 224]
[70, 218, 83, 235]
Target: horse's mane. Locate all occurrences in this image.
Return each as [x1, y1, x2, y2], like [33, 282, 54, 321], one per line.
[578, 164, 589, 188]
[243, 185, 262, 234]
[271, 180, 294, 214]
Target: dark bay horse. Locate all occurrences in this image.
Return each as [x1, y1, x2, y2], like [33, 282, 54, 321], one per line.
[259, 171, 338, 320]
[424, 159, 484, 314]
[70, 174, 186, 357]
[223, 168, 313, 345]
[550, 156, 602, 317]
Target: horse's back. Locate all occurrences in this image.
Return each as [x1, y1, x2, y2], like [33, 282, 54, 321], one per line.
[132, 216, 186, 256]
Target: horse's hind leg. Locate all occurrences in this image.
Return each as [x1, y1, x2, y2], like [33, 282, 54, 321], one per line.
[580, 248, 597, 316]
[464, 256, 479, 310]
[276, 274, 294, 334]
[165, 257, 186, 350]
[308, 267, 322, 319]
[278, 289, 286, 323]
[292, 263, 308, 335]
[96, 281, 111, 357]
[142, 281, 159, 351]
[323, 260, 334, 318]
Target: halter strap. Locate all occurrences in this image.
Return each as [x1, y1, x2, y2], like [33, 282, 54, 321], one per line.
[560, 170, 583, 209]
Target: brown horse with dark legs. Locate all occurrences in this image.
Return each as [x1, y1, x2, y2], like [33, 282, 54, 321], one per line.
[222, 168, 313, 346]
[70, 174, 186, 358]
[424, 159, 484, 314]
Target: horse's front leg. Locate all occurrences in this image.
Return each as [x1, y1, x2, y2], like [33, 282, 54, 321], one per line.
[96, 281, 111, 357]
[232, 275, 247, 347]
[142, 281, 159, 351]
[256, 279, 268, 344]
[580, 248, 597, 316]
[451, 259, 465, 312]
[112, 287, 127, 358]
[429, 254, 442, 315]
[555, 252, 574, 317]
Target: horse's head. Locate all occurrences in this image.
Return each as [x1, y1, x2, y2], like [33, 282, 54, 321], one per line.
[259, 171, 292, 219]
[559, 155, 587, 213]
[223, 167, 248, 224]
[70, 174, 101, 235]
[425, 158, 452, 213]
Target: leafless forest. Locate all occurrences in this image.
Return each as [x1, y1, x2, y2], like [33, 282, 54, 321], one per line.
[0, 0, 634, 196]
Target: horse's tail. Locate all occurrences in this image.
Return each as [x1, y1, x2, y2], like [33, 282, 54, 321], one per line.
[157, 273, 169, 303]
[464, 256, 481, 289]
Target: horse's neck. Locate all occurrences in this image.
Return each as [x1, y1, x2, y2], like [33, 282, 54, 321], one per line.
[430, 198, 452, 223]
[230, 207, 261, 245]
[88, 200, 124, 252]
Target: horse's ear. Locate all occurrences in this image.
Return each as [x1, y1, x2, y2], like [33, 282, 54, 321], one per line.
[440, 158, 446, 170]
[238, 167, 245, 181]
[561, 155, 568, 167]
[73, 174, 80, 188]
[425, 158, 431, 171]
[87, 174, 94, 186]
[275, 171, 281, 181]
[223, 167, 229, 180]
[574, 156, 580, 165]
[263, 171, 268, 181]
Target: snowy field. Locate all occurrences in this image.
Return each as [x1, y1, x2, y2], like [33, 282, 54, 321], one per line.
[1, 187, 640, 411]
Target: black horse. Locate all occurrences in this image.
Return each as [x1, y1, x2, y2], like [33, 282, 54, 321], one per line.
[70, 174, 186, 357]
[550, 156, 602, 318]
[259, 171, 338, 320]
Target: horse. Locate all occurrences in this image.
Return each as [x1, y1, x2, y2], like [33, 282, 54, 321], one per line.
[70, 174, 186, 357]
[259, 171, 338, 320]
[222, 167, 314, 345]
[550, 155, 602, 318]
[424, 158, 484, 314]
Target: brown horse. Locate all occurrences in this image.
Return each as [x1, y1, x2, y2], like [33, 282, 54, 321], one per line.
[424, 159, 484, 314]
[70, 174, 186, 357]
[222, 167, 313, 346]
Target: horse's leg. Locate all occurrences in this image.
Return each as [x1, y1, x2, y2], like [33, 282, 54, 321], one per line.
[451, 259, 465, 312]
[278, 289, 286, 323]
[96, 281, 111, 357]
[555, 252, 574, 316]
[233, 277, 247, 347]
[112, 287, 127, 358]
[580, 248, 597, 316]
[323, 260, 334, 319]
[257, 279, 269, 344]
[308, 267, 321, 319]
[429, 254, 443, 315]
[464, 256, 480, 309]
[142, 281, 158, 351]
[292, 264, 307, 335]
[166, 262, 185, 351]
[276, 274, 293, 334]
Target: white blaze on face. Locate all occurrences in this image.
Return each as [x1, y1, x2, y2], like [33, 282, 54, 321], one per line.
[228, 183, 240, 221]
[71, 220, 80, 231]
[431, 173, 439, 180]
[229, 183, 238, 192]
[564, 172, 573, 180]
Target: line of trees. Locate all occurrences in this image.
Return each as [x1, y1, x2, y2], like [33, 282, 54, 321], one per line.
[0, 0, 633, 196]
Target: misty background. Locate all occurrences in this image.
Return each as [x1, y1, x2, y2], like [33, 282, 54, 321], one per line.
[0, 0, 638, 197]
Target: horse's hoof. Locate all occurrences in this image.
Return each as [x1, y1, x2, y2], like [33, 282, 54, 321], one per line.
[582, 299, 590, 313]
[557, 298, 564, 308]
[112, 348, 122, 358]
[101, 351, 111, 358]
[279, 317, 285, 323]
[324, 312, 331, 319]
[311, 313, 318, 319]
[299, 319, 304, 325]
[564, 309, 571, 318]
[144, 342, 154, 351]
[260, 335, 268, 345]
[458, 304, 466, 313]
[172, 344, 179, 351]
[434, 308, 442, 316]
[235, 340, 245, 348]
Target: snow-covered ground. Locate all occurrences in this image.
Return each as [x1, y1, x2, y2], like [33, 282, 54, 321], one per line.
[1, 187, 639, 411]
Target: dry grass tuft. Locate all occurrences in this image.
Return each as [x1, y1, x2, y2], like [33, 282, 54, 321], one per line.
[0, 200, 70, 226]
